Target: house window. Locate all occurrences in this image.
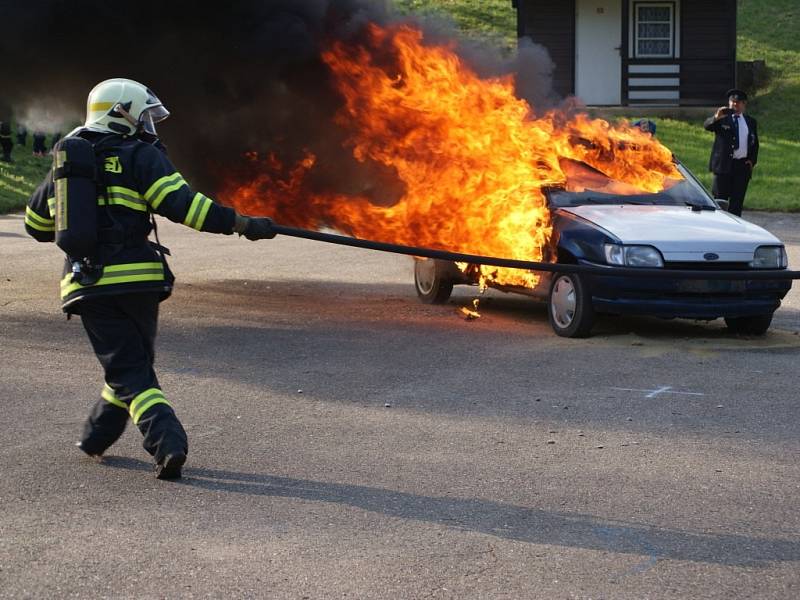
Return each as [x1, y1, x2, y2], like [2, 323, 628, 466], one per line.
[634, 2, 674, 58]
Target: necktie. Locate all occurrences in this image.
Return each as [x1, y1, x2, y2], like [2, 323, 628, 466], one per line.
[733, 115, 740, 151]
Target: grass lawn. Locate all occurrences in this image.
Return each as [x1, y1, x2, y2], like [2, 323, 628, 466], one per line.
[657, 0, 800, 210]
[734, 0, 800, 210]
[392, 0, 517, 49]
[2, 0, 797, 213]
[657, 116, 800, 211]
[0, 134, 53, 214]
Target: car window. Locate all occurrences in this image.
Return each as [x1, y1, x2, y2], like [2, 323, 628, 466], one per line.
[547, 159, 716, 209]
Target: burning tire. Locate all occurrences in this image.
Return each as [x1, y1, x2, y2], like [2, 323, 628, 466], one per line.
[724, 314, 773, 335]
[548, 273, 595, 338]
[414, 258, 454, 304]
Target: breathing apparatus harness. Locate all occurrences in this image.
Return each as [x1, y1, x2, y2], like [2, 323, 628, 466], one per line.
[53, 128, 168, 288]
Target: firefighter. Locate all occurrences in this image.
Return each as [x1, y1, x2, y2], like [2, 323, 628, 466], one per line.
[49, 131, 63, 154]
[32, 131, 47, 156]
[24, 78, 276, 479]
[0, 121, 13, 162]
[17, 124, 27, 146]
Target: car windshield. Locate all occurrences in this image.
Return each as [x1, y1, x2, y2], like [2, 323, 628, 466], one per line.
[546, 158, 716, 209]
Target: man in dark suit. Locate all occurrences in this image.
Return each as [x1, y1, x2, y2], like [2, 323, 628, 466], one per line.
[704, 89, 759, 217]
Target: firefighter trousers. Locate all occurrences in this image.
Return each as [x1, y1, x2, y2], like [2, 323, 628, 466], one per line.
[75, 292, 188, 463]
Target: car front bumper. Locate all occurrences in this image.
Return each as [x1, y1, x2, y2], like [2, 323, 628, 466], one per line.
[580, 260, 792, 319]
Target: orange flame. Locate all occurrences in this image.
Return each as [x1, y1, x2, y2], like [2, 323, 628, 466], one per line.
[223, 23, 680, 288]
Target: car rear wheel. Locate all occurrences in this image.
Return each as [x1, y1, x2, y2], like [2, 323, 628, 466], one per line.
[414, 258, 454, 304]
[724, 313, 773, 335]
[548, 273, 595, 338]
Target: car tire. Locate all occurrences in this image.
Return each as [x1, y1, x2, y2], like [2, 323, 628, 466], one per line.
[548, 273, 595, 338]
[414, 258, 454, 304]
[724, 313, 773, 335]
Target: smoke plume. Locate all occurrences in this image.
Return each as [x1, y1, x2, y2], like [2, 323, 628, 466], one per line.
[0, 0, 555, 200]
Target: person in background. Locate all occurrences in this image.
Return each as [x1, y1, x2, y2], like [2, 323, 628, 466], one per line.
[32, 131, 47, 156]
[49, 131, 62, 153]
[16, 124, 28, 146]
[704, 89, 759, 217]
[0, 121, 13, 162]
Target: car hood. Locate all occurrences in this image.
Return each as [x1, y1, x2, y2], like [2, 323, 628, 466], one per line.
[560, 205, 783, 262]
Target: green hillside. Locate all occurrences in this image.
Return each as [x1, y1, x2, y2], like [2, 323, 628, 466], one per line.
[660, 0, 800, 210]
[2, 0, 798, 213]
[393, 0, 517, 49]
[0, 134, 56, 213]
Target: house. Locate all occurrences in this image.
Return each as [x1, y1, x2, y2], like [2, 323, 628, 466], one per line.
[511, 0, 737, 106]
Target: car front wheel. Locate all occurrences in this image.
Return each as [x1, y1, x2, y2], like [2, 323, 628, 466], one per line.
[548, 273, 595, 338]
[414, 258, 454, 304]
[724, 313, 773, 335]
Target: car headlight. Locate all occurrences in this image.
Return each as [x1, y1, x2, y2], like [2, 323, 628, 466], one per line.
[751, 245, 788, 269]
[604, 244, 664, 268]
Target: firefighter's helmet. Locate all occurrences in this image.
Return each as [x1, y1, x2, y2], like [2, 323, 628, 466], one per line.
[84, 78, 170, 137]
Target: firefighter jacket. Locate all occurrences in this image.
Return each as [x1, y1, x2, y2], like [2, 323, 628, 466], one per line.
[24, 130, 237, 311]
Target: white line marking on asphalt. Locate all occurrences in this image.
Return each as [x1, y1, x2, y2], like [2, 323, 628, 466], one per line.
[611, 386, 704, 398]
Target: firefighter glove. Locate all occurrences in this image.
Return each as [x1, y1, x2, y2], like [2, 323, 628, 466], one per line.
[241, 216, 276, 241]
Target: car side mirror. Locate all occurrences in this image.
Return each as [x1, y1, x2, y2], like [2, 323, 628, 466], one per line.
[714, 198, 730, 211]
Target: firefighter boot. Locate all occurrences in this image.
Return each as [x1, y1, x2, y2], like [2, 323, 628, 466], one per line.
[77, 397, 129, 456]
[155, 453, 187, 480]
[136, 403, 188, 479]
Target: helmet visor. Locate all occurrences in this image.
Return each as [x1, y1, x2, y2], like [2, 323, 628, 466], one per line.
[140, 105, 170, 135]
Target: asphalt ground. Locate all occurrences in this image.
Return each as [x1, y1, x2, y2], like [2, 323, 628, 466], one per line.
[1, 211, 799, 599]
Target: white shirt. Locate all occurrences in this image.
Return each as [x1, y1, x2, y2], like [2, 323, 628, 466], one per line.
[732, 114, 749, 159]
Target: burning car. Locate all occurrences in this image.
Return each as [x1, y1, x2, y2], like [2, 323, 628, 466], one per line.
[218, 23, 792, 338]
[413, 159, 791, 338]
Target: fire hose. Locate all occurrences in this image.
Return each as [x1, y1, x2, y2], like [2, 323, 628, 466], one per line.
[271, 223, 800, 281]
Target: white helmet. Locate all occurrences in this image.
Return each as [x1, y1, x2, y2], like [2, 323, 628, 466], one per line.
[84, 78, 170, 137]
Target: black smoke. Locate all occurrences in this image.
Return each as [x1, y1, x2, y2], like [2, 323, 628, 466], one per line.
[0, 0, 555, 201]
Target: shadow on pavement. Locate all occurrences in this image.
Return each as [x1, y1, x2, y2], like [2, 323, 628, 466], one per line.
[5, 301, 800, 437]
[103, 456, 800, 568]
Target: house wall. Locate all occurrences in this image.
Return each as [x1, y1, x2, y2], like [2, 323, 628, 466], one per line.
[514, 0, 576, 99]
[678, 0, 737, 104]
[513, 0, 737, 106]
